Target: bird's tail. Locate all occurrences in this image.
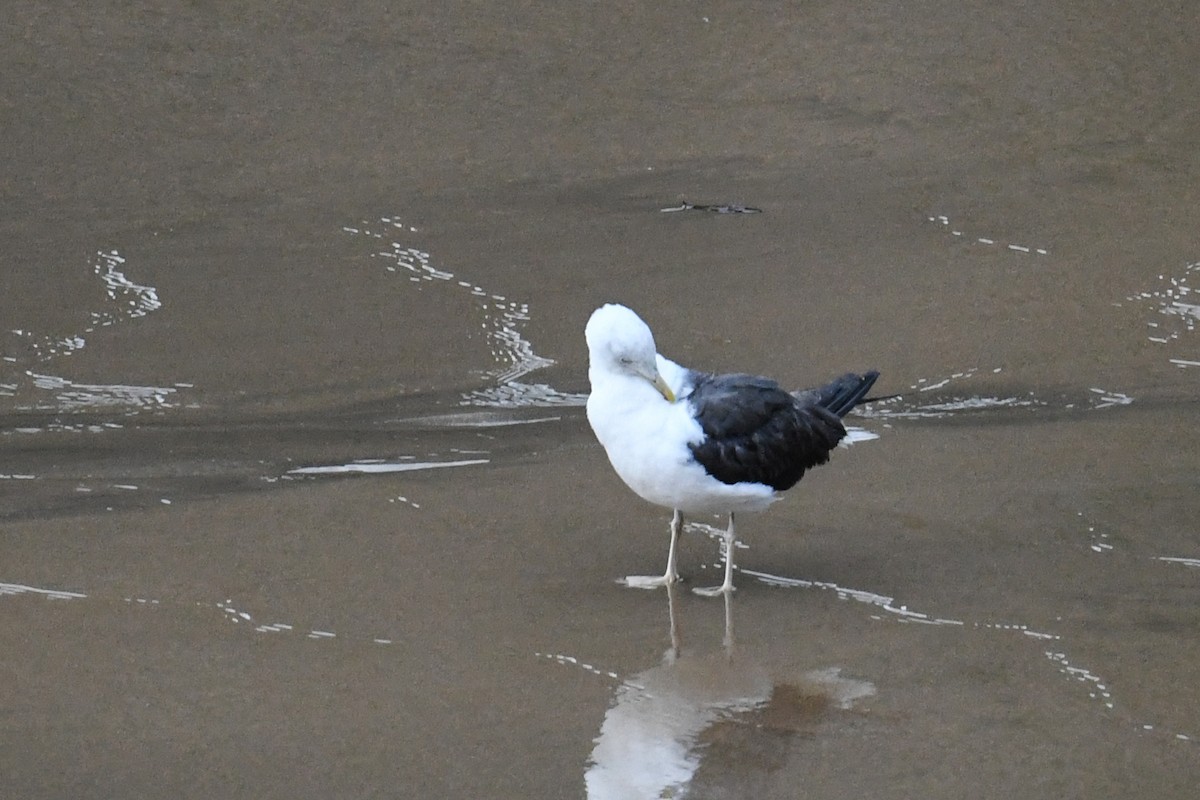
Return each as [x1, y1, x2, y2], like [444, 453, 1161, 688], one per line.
[803, 371, 880, 418]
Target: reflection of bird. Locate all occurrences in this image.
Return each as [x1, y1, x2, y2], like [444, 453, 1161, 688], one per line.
[584, 585, 875, 799]
[585, 304, 879, 594]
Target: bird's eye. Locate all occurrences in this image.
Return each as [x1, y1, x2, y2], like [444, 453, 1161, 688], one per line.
[618, 356, 634, 365]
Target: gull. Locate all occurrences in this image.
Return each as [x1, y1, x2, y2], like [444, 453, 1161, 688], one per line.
[585, 303, 878, 595]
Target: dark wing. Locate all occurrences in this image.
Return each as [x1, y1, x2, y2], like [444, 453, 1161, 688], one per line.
[792, 370, 880, 417]
[687, 373, 847, 491]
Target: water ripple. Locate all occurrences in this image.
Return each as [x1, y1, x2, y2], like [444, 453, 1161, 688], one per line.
[1126, 261, 1200, 346]
[927, 214, 1050, 256]
[2, 249, 192, 418]
[858, 367, 1133, 420]
[344, 217, 564, 407]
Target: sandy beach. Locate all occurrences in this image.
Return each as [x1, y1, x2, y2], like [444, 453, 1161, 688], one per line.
[3, 2, 1199, 797]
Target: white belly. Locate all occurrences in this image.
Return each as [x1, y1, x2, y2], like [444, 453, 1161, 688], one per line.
[586, 381, 778, 514]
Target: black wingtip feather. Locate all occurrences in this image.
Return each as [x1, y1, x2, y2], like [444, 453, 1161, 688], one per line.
[686, 370, 882, 492]
[815, 370, 880, 418]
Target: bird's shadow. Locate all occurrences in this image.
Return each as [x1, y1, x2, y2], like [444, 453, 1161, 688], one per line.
[583, 584, 875, 799]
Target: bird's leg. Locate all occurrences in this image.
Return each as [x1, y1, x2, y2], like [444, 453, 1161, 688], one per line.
[694, 512, 737, 596]
[624, 509, 683, 589]
[665, 508, 682, 581]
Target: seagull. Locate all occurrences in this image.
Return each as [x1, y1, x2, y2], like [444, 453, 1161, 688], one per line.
[585, 303, 879, 595]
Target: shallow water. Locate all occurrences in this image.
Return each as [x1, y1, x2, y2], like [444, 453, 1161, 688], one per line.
[3, 2, 1199, 797]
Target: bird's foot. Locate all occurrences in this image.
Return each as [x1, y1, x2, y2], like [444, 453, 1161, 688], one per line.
[692, 583, 735, 597]
[622, 573, 679, 590]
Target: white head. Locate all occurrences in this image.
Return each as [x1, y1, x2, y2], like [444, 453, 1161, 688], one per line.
[585, 304, 676, 402]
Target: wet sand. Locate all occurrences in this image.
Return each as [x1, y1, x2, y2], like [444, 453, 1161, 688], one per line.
[3, 2, 1199, 797]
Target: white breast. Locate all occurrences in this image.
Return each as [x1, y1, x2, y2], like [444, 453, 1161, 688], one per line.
[586, 371, 778, 514]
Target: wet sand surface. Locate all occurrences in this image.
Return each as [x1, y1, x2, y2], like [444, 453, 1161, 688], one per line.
[3, 2, 1199, 797]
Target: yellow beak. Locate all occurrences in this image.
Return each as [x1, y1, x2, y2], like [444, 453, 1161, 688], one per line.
[654, 372, 676, 403]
